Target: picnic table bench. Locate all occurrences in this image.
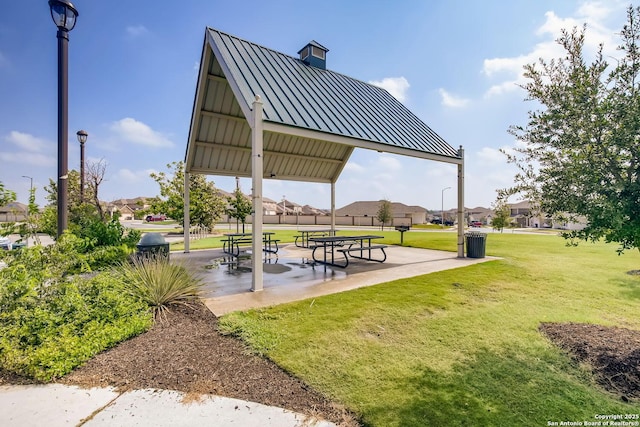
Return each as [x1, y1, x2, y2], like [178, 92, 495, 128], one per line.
[221, 232, 279, 257]
[309, 235, 386, 268]
[294, 229, 334, 248]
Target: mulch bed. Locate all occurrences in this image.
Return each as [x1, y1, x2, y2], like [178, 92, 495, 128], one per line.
[1, 302, 358, 426]
[540, 322, 640, 402]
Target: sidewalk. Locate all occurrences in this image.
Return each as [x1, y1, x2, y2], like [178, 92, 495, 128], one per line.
[0, 384, 336, 427]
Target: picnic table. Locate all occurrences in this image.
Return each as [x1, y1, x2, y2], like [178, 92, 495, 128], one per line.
[309, 235, 387, 268]
[294, 229, 334, 248]
[221, 232, 279, 257]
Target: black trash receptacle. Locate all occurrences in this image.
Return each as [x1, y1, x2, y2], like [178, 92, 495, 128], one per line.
[136, 232, 170, 260]
[465, 231, 487, 258]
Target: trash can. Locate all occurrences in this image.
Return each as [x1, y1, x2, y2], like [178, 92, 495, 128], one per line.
[465, 231, 487, 258]
[136, 232, 170, 260]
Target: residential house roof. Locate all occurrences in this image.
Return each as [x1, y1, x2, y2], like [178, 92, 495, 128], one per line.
[336, 200, 427, 216]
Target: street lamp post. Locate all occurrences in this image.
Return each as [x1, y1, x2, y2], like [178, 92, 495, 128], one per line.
[441, 186, 451, 229]
[22, 175, 33, 194]
[76, 130, 88, 203]
[49, 0, 79, 237]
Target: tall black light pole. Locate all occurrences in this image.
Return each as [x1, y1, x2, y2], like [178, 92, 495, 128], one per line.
[49, 0, 79, 237]
[77, 130, 88, 203]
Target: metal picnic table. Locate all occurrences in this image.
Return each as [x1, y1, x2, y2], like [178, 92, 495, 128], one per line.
[309, 235, 387, 268]
[221, 232, 279, 257]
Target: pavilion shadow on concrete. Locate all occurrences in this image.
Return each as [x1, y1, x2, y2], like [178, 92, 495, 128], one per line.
[183, 28, 465, 292]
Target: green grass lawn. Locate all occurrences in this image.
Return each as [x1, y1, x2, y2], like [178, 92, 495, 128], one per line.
[219, 231, 640, 426]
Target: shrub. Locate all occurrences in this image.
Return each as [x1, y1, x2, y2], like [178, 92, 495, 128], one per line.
[116, 256, 204, 317]
[0, 271, 151, 381]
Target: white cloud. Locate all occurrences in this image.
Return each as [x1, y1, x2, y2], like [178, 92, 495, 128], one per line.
[438, 88, 470, 108]
[344, 162, 365, 173]
[0, 131, 54, 166]
[0, 151, 55, 167]
[4, 131, 49, 152]
[476, 147, 506, 165]
[115, 168, 157, 182]
[126, 25, 149, 38]
[109, 118, 174, 148]
[375, 155, 402, 171]
[482, 2, 625, 98]
[368, 77, 410, 102]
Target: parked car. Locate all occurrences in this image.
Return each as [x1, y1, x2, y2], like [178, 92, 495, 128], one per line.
[470, 221, 482, 227]
[145, 214, 167, 222]
[0, 236, 12, 250]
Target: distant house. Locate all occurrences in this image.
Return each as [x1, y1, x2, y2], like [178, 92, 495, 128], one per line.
[508, 200, 553, 228]
[107, 197, 151, 220]
[0, 202, 28, 222]
[462, 206, 493, 225]
[336, 200, 428, 225]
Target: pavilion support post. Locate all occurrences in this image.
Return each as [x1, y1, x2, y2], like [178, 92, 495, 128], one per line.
[251, 95, 264, 292]
[331, 181, 336, 234]
[457, 146, 465, 258]
[183, 171, 190, 253]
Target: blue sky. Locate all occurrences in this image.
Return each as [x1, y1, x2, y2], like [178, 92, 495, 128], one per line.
[0, 0, 630, 211]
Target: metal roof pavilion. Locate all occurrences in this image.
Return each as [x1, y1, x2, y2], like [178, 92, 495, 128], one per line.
[184, 27, 466, 291]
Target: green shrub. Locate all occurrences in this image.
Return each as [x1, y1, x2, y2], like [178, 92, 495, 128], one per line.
[116, 256, 204, 316]
[0, 272, 151, 381]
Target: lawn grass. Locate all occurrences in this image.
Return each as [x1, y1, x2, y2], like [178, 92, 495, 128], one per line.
[219, 231, 640, 426]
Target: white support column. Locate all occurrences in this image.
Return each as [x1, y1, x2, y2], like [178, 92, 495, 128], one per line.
[183, 171, 190, 253]
[331, 181, 336, 234]
[251, 95, 264, 292]
[457, 146, 465, 258]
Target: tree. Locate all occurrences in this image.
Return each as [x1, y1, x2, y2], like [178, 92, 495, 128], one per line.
[149, 161, 226, 228]
[86, 159, 107, 221]
[44, 159, 107, 222]
[226, 187, 253, 233]
[376, 199, 393, 230]
[502, 7, 640, 254]
[490, 200, 512, 233]
[0, 182, 16, 207]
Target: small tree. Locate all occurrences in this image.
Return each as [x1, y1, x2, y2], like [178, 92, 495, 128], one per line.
[226, 187, 253, 233]
[18, 186, 41, 245]
[490, 200, 512, 233]
[376, 199, 393, 231]
[0, 182, 17, 237]
[150, 161, 226, 228]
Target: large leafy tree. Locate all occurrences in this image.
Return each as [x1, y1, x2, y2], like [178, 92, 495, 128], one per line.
[503, 7, 640, 254]
[149, 161, 226, 228]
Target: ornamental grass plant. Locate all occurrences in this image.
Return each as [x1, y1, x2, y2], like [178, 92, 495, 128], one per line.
[117, 255, 204, 317]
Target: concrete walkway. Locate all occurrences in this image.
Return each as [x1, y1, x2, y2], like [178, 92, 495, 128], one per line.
[0, 384, 336, 427]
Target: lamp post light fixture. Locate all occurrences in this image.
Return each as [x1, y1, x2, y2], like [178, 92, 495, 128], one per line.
[76, 130, 88, 203]
[22, 175, 33, 193]
[49, 0, 79, 237]
[441, 186, 451, 229]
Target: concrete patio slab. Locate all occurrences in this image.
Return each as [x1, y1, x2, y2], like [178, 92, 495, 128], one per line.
[172, 244, 498, 316]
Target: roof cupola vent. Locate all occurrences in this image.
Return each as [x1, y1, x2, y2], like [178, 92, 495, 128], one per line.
[298, 40, 328, 70]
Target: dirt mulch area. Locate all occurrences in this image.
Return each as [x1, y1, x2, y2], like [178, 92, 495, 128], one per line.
[540, 322, 640, 402]
[0, 302, 358, 426]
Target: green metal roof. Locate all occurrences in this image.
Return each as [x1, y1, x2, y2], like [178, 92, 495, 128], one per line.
[206, 28, 459, 159]
[185, 28, 461, 183]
